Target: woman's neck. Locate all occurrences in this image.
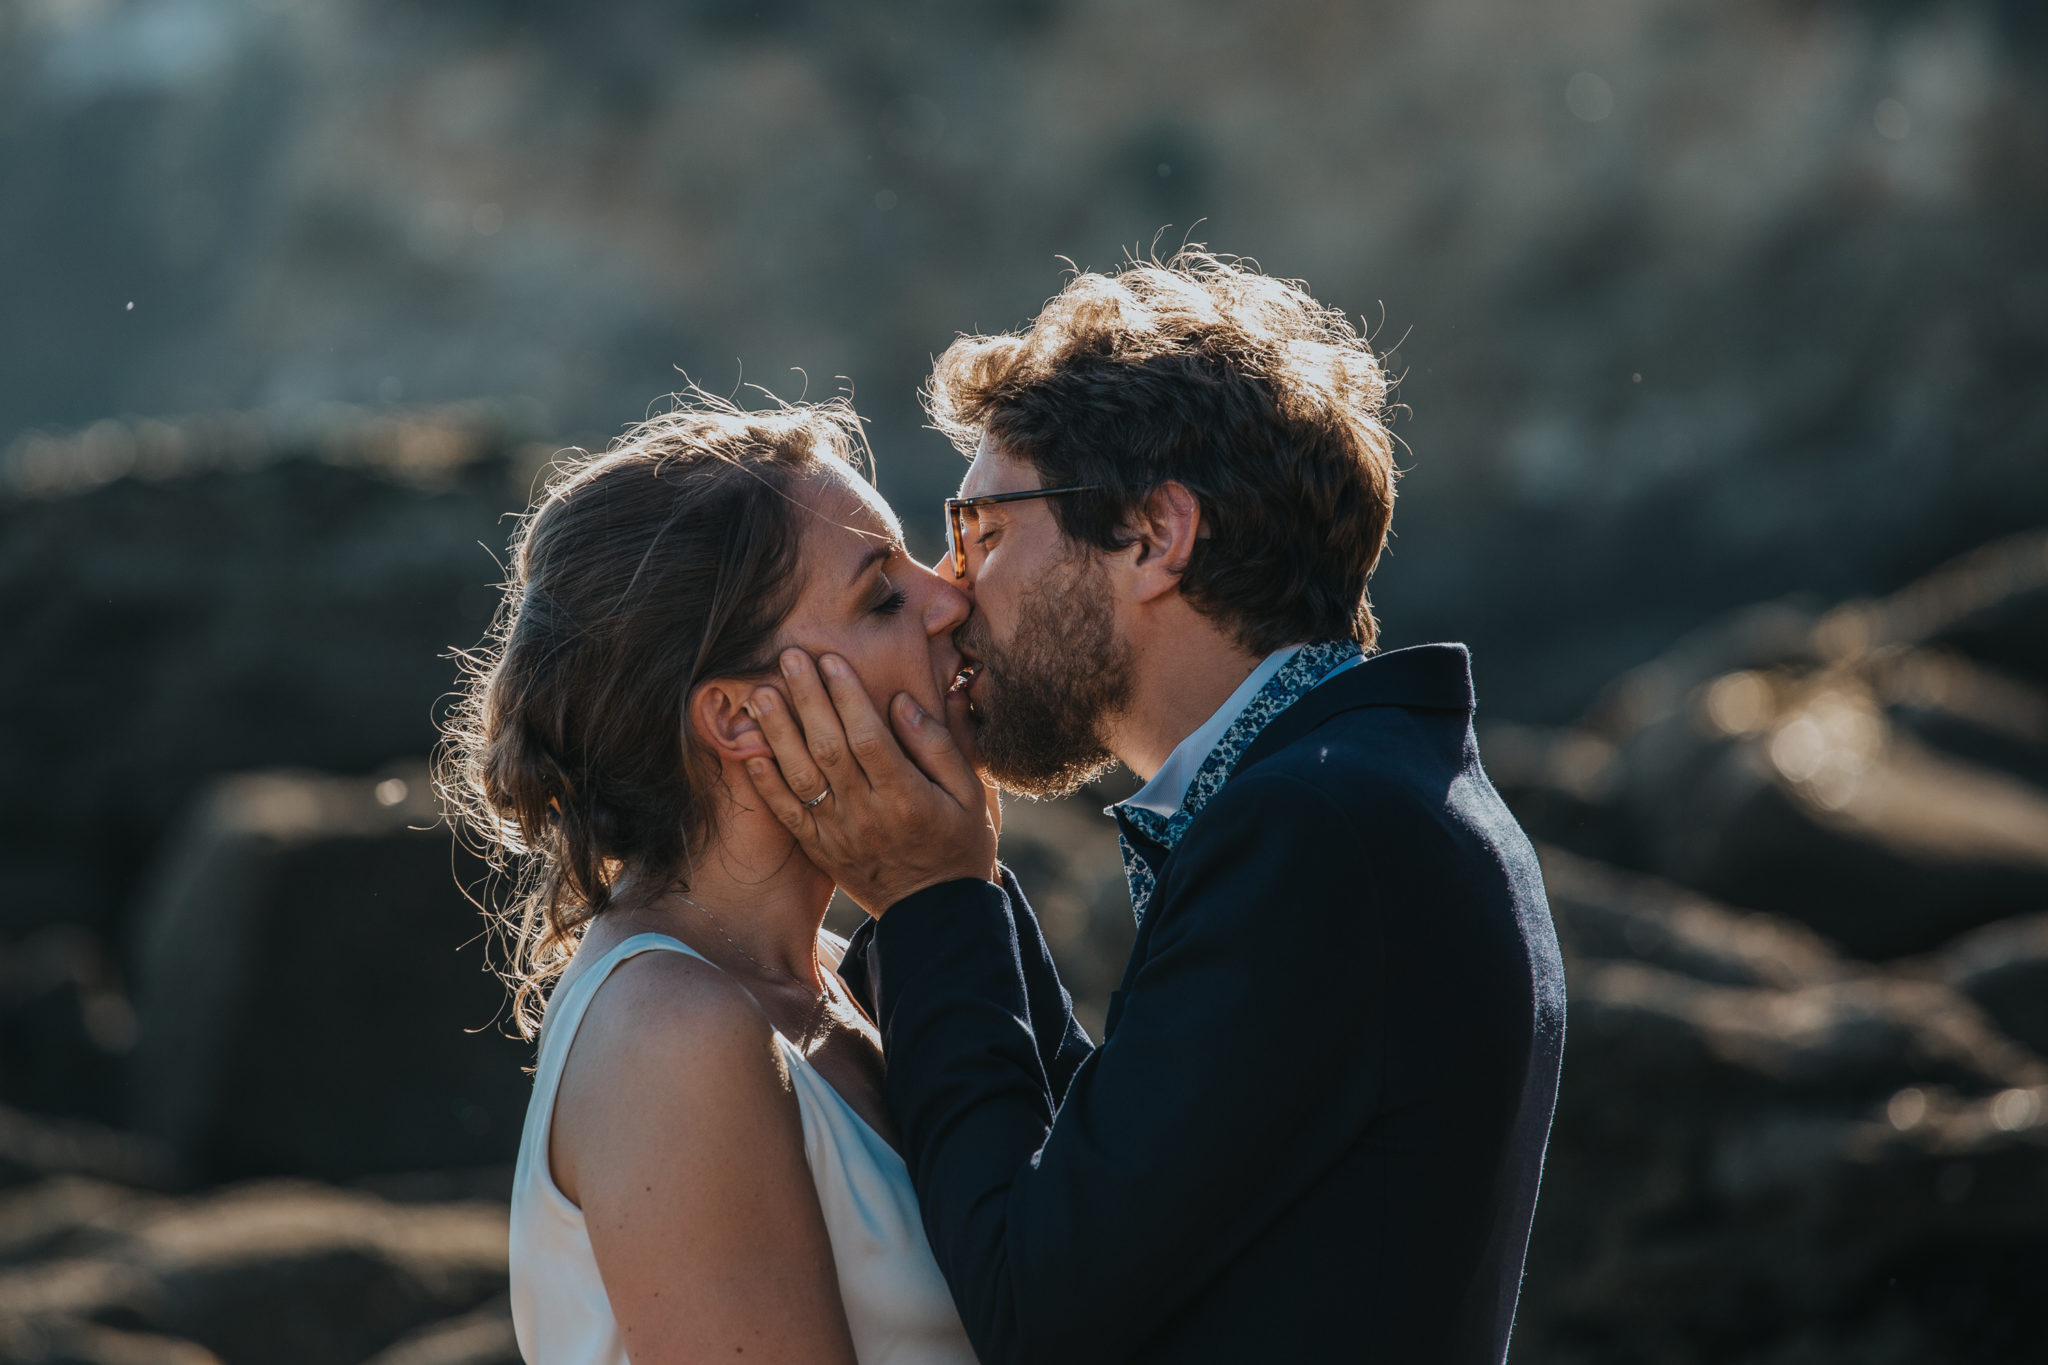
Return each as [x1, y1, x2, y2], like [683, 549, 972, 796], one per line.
[608, 792, 836, 987]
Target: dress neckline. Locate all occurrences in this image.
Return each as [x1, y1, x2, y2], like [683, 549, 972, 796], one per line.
[776, 1032, 906, 1165]
[569, 931, 904, 1164]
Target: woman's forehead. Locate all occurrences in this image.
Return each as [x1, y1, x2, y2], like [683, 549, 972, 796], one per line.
[804, 462, 903, 553]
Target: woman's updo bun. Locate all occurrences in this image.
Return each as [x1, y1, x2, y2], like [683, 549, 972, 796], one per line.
[437, 392, 867, 1035]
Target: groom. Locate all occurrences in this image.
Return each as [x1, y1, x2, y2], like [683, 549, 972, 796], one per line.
[745, 251, 1565, 1364]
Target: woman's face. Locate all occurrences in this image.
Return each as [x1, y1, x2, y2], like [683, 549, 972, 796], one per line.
[774, 461, 970, 721]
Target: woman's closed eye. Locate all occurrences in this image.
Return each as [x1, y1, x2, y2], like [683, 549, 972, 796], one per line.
[872, 582, 909, 616]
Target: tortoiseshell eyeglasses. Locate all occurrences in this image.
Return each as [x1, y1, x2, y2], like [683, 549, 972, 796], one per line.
[942, 485, 1103, 579]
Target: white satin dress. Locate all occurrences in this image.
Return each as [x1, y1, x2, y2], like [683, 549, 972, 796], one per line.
[508, 932, 976, 1365]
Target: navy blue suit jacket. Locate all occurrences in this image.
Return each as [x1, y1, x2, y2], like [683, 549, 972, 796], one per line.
[840, 644, 1566, 1364]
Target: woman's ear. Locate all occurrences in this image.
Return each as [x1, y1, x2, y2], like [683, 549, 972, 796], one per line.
[1120, 481, 1203, 604]
[689, 679, 774, 764]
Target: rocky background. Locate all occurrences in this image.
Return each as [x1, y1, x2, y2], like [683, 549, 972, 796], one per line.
[2, 0, 2045, 1362]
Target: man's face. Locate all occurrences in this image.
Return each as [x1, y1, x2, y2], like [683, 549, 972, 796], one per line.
[948, 438, 1132, 798]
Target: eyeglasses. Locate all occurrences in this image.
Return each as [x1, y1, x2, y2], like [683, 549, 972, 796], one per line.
[943, 485, 1102, 579]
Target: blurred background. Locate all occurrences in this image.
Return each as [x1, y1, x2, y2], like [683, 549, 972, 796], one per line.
[2, 0, 2045, 1361]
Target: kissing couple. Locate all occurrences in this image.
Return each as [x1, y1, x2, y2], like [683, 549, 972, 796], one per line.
[442, 250, 1566, 1365]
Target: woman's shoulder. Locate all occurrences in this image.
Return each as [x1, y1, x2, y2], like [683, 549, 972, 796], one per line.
[556, 941, 792, 1119]
[548, 940, 798, 1201]
[580, 943, 777, 1061]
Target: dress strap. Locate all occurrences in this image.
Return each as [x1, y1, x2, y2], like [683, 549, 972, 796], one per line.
[529, 934, 714, 1136]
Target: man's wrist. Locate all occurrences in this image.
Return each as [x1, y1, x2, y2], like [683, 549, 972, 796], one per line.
[861, 872, 1003, 919]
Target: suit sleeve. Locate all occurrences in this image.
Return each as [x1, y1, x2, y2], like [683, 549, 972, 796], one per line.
[997, 864, 1095, 1103]
[836, 865, 1094, 1103]
[864, 772, 1397, 1365]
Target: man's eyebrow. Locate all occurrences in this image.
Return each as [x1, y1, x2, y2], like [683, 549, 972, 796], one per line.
[847, 541, 896, 587]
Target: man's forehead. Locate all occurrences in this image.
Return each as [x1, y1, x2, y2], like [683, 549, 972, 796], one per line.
[959, 431, 1034, 499]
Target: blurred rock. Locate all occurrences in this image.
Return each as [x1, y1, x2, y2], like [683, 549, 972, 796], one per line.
[0, 408, 534, 954]
[1496, 532, 2048, 961]
[6, 0, 2048, 732]
[1927, 914, 2048, 1061]
[0, 1321, 224, 1365]
[0, 928, 139, 1123]
[1475, 726, 1630, 869]
[1540, 845, 1846, 990]
[1826, 527, 2048, 690]
[0, 1178, 506, 1365]
[0, 1109, 173, 1193]
[360, 1297, 517, 1365]
[1520, 845, 2048, 1364]
[128, 768, 530, 1183]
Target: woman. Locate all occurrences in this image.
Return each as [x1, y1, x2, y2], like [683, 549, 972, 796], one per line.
[439, 396, 983, 1364]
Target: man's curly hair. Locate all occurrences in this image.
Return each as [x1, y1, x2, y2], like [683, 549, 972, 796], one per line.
[925, 248, 1398, 654]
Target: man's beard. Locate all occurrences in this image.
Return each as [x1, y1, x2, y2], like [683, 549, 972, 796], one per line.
[956, 552, 1133, 799]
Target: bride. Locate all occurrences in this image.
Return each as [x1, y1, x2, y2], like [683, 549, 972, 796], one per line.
[439, 396, 984, 1364]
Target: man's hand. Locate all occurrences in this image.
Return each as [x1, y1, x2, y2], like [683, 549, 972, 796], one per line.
[743, 649, 998, 916]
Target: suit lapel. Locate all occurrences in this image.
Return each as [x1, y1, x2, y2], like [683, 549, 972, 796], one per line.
[1097, 644, 1475, 1041]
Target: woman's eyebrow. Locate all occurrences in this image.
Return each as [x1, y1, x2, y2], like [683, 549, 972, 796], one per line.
[846, 542, 896, 587]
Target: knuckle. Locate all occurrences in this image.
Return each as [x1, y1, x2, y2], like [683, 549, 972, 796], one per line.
[807, 736, 844, 767]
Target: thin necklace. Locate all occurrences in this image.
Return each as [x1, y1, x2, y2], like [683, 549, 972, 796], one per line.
[668, 888, 834, 1049]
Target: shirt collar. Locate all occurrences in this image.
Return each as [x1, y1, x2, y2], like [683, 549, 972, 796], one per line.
[1119, 644, 1306, 819]
[1108, 638, 1365, 853]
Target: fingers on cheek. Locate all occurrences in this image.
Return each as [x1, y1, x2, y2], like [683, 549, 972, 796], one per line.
[749, 690, 795, 746]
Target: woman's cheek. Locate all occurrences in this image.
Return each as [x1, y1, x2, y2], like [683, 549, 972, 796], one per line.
[852, 636, 906, 712]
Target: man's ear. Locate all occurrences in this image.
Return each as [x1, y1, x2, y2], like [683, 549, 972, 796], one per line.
[688, 678, 774, 764]
[1118, 481, 1203, 605]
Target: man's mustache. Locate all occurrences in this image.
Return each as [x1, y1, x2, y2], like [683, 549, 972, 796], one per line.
[953, 613, 997, 670]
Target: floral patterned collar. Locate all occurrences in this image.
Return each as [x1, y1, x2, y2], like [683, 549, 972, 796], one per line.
[1108, 638, 1364, 924]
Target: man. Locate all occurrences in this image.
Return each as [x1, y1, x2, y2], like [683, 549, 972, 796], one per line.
[743, 250, 1565, 1364]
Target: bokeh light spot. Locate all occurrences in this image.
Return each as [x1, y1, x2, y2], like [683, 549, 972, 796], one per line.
[1991, 1088, 2041, 1132]
[1706, 671, 1772, 735]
